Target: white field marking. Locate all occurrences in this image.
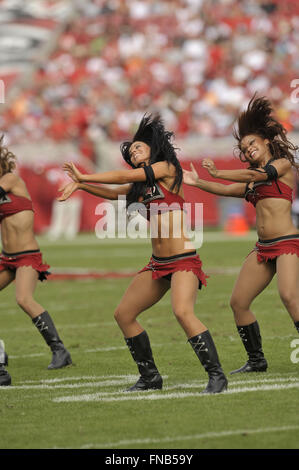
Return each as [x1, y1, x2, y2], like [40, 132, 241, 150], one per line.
[42, 305, 101, 312]
[50, 266, 240, 276]
[3, 375, 169, 391]
[52, 249, 145, 258]
[6, 342, 171, 359]
[85, 343, 165, 353]
[0, 378, 137, 391]
[207, 267, 240, 275]
[44, 268, 132, 279]
[75, 425, 299, 449]
[1, 375, 296, 394]
[18, 372, 295, 386]
[7, 375, 287, 399]
[84, 345, 127, 353]
[7, 344, 148, 359]
[37, 231, 257, 247]
[19, 374, 138, 384]
[227, 334, 297, 342]
[45, 375, 299, 398]
[37, 237, 150, 247]
[1, 322, 115, 335]
[8, 352, 46, 359]
[7, 352, 47, 359]
[52, 381, 299, 403]
[164, 376, 299, 391]
[2, 310, 19, 316]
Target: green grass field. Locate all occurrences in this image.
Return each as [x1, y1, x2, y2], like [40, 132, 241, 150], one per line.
[0, 232, 299, 450]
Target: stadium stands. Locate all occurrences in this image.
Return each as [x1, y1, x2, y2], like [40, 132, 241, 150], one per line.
[1, 0, 298, 147]
[0, 0, 298, 231]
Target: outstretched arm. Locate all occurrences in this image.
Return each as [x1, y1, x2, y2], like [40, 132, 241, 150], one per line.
[57, 181, 131, 202]
[183, 163, 246, 198]
[201, 158, 291, 183]
[202, 159, 267, 183]
[62, 161, 170, 185]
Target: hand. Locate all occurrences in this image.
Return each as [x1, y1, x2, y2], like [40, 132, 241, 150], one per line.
[57, 182, 79, 201]
[202, 158, 218, 177]
[62, 162, 83, 183]
[183, 163, 200, 186]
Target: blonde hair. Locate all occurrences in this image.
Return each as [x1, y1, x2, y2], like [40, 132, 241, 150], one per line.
[0, 135, 17, 174]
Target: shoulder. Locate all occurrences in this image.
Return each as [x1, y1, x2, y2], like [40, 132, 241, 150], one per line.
[151, 161, 177, 178]
[269, 158, 292, 170]
[0, 172, 19, 191]
[261, 158, 298, 191]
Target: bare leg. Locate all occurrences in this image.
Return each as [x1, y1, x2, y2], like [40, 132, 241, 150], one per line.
[276, 254, 299, 323]
[170, 271, 206, 337]
[115, 270, 170, 391]
[0, 269, 15, 291]
[114, 270, 170, 338]
[0, 269, 16, 384]
[230, 251, 276, 325]
[15, 266, 44, 318]
[15, 266, 72, 369]
[230, 252, 276, 374]
[171, 271, 227, 394]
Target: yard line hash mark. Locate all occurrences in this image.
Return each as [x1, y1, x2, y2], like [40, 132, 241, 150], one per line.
[51, 381, 299, 402]
[57, 425, 299, 449]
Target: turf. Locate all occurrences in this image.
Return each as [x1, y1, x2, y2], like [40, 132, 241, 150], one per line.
[0, 232, 298, 450]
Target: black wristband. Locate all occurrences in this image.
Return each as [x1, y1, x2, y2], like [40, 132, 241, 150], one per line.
[263, 163, 278, 181]
[143, 165, 155, 187]
[0, 186, 7, 198]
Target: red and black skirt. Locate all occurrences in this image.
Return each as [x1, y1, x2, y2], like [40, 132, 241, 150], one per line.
[139, 250, 208, 289]
[253, 234, 299, 263]
[0, 249, 51, 281]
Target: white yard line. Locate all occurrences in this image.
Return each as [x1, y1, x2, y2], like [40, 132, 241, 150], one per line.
[0, 378, 135, 390]
[1, 322, 115, 335]
[1, 374, 296, 392]
[51, 381, 299, 403]
[37, 232, 258, 248]
[76, 425, 299, 449]
[20, 374, 137, 384]
[16, 374, 298, 387]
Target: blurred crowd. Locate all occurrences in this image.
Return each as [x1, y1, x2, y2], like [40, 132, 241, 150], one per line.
[1, 0, 299, 161]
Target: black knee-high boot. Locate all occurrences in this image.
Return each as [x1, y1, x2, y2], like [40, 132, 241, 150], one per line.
[188, 330, 228, 394]
[124, 330, 162, 392]
[294, 321, 299, 334]
[32, 311, 72, 370]
[0, 340, 11, 386]
[230, 321, 267, 374]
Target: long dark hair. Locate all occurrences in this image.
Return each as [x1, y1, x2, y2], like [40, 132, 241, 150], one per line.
[233, 95, 299, 172]
[120, 113, 182, 206]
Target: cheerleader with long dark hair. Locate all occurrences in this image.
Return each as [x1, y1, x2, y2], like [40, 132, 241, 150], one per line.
[183, 96, 299, 374]
[59, 114, 228, 394]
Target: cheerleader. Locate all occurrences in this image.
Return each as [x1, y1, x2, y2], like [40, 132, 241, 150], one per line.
[0, 136, 72, 385]
[183, 96, 299, 374]
[58, 114, 228, 394]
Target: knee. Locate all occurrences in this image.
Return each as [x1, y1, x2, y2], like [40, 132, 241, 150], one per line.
[229, 295, 239, 313]
[114, 306, 132, 327]
[230, 295, 246, 314]
[113, 306, 122, 325]
[16, 294, 32, 312]
[172, 304, 192, 324]
[279, 289, 296, 310]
